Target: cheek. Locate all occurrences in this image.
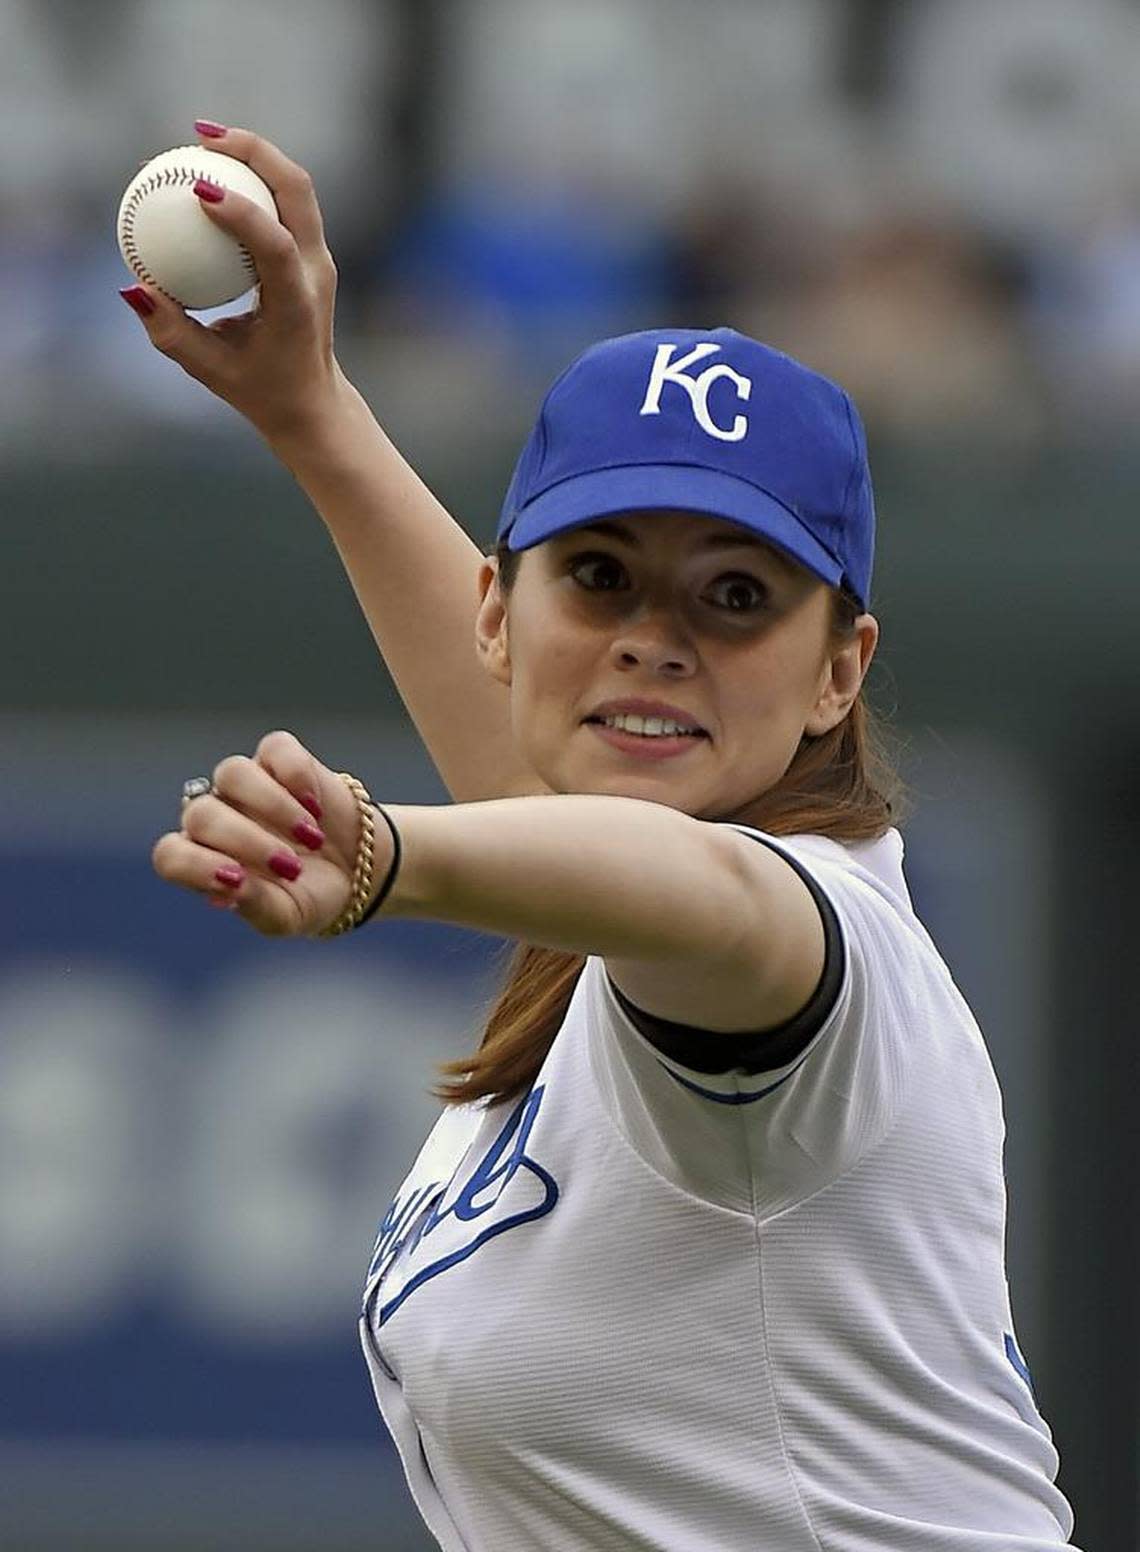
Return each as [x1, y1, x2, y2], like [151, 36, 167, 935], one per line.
[507, 611, 584, 714]
[721, 642, 822, 738]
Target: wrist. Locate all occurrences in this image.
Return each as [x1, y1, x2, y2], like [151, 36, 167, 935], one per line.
[356, 803, 404, 927]
[262, 367, 381, 477]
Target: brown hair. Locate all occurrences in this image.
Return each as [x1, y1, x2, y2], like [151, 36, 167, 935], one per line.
[432, 540, 910, 1110]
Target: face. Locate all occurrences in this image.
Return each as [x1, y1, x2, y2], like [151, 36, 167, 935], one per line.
[475, 510, 878, 819]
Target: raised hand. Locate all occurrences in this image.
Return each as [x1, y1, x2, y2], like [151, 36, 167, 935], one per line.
[152, 730, 387, 937]
[120, 123, 345, 445]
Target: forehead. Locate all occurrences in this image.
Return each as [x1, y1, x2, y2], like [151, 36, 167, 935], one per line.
[550, 511, 805, 576]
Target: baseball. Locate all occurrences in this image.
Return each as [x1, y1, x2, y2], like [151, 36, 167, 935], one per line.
[117, 146, 280, 310]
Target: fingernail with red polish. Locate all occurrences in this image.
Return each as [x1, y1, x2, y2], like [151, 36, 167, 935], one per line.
[292, 819, 325, 850]
[194, 178, 225, 204]
[269, 851, 302, 881]
[208, 895, 238, 910]
[300, 791, 323, 822]
[215, 865, 245, 887]
[120, 285, 155, 317]
[194, 119, 228, 138]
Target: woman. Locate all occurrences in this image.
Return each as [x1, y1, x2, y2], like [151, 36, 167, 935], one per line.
[134, 124, 1079, 1551]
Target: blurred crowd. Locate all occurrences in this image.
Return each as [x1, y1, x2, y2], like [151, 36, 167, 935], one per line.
[3, 0, 1140, 457]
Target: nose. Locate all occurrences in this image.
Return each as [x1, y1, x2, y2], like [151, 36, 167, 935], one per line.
[610, 613, 697, 677]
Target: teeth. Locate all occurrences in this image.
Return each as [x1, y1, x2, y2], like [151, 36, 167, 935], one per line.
[601, 713, 697, 737]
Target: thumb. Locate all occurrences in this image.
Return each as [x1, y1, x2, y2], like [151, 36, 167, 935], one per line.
[119, 281, 231, 388]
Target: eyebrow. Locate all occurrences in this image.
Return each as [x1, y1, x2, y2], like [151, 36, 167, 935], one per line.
[570, 519, 796, 568]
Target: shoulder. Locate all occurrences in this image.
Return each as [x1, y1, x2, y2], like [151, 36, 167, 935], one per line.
[604, 825, 845, 1056]
[605, 825, 912, 1077]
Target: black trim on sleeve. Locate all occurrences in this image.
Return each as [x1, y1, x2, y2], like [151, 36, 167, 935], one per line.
[606, 835, 846, 1076]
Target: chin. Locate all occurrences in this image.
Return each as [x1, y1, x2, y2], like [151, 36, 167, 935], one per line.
[586, 770, 693, 803]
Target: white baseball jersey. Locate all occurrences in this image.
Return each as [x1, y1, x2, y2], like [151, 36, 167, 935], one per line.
[360, 824, 1079, 1551]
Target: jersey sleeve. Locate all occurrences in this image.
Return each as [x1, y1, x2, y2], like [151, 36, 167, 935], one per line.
[580, 828, 922, 1217]
[607, 833, 846, 1079]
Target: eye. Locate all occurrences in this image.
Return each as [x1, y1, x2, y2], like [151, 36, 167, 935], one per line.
[567, 552, 627, 591]
[705, 573, 769, 613]
[567, 553, 769, 614]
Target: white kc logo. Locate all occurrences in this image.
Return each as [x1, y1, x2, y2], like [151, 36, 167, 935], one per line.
[639, 342, 752, 442]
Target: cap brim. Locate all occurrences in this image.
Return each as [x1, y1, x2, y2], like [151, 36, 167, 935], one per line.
[504, 466, 844, 590]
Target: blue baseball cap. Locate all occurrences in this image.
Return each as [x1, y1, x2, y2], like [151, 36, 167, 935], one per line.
[496, 326, 875, 610]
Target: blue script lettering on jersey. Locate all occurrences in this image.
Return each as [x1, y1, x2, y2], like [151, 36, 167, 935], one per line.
[367, 1085, 559, 1326]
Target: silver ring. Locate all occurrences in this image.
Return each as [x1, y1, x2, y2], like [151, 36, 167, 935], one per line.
[181, 775, 214, 806]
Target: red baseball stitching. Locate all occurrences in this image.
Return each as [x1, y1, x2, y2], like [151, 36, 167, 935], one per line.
[119, 164, 257, 298]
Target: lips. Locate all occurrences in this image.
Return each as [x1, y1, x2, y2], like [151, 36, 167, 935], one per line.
[584, 717, 709, 738]
[586, 722, 707, 760]
[585, 700, 709, 735]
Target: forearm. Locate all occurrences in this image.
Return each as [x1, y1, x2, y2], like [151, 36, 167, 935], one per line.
[377, 795, 743, 963]
[269, 376, 550, 804]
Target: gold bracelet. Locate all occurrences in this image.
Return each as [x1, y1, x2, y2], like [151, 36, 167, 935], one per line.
[317, 772, 376, 937]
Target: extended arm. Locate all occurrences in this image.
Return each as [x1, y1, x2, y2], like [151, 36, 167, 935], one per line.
[158, 740, 824, 1032]
[376, 794, 826, 1033]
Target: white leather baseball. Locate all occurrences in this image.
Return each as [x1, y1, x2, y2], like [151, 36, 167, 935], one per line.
[117, 146, 280, 310]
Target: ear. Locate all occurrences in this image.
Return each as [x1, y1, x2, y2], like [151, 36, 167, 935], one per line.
[475, 555, 512, 687]
[803, 613, 879, 737]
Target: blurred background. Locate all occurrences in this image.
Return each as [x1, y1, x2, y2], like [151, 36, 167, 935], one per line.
[2, 1, 1137, 1547]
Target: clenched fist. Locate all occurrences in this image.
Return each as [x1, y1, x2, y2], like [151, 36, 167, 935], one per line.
[152, 729, 391, 936]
